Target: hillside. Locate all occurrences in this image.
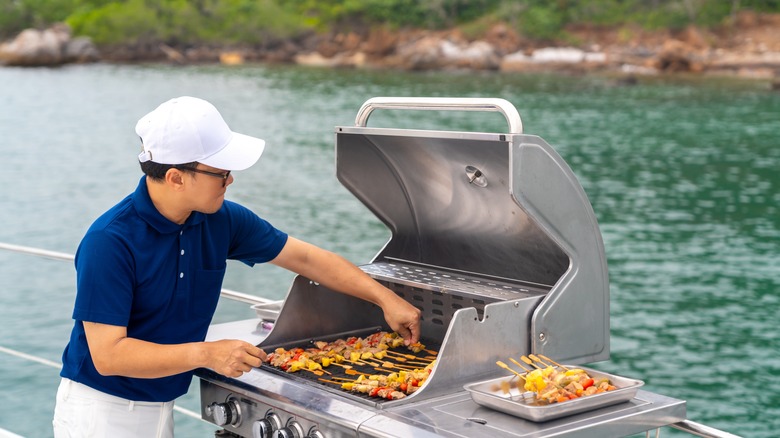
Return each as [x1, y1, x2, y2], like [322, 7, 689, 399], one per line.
[114, 10, 780, 80]
[2, 10, 780, 82]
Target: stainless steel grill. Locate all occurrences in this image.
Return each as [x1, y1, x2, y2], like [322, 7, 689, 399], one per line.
[195, 97, 686, 438]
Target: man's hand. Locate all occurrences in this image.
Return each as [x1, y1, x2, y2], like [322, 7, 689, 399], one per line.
[84, 322, 266, 379]
[381, 294, 422, 346]
[272, 237, 423, 346]
[205, 340, 267, 378]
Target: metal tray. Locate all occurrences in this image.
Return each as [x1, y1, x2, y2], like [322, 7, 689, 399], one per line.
[250, 300, 283, 321]
[464, 365, 644, 422]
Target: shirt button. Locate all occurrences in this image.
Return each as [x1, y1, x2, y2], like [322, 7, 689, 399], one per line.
[180, 250, 185, 255]
[180, 231, 183, 235]
[179, 272, 184, 278]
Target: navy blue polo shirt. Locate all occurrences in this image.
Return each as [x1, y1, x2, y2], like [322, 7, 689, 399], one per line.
[60, 176, 288, 402]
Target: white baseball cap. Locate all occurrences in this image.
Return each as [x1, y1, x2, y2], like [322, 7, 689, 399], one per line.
[135, 96, 265, 171]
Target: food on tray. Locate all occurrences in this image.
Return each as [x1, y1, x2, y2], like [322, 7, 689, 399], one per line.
[496, 355, 617, 404]
[523, 366, 617, 404]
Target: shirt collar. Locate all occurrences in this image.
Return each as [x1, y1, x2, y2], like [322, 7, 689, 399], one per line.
[132, 176, 205, 233]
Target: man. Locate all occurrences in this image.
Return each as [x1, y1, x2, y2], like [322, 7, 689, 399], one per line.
[53, 96, 421, 437]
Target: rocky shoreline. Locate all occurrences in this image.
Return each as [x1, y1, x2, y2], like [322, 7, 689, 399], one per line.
[2, 12, 780, 85]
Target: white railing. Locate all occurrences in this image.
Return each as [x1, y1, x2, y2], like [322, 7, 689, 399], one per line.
[0, 242, 276, 306]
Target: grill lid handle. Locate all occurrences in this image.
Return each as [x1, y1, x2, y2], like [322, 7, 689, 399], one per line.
[355, 97, 523, 133]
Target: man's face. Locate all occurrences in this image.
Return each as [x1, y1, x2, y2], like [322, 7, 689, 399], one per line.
[183, 164, 234, 214]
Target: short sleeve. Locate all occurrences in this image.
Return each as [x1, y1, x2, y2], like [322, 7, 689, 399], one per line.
[223, 201, 288, 266]
[73, 229, 135, 327]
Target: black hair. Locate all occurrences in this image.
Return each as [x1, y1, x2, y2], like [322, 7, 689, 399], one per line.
[140, 161, 198, 181]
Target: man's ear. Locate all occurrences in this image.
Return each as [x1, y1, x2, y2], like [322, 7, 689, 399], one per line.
[165, 167, 186, 190]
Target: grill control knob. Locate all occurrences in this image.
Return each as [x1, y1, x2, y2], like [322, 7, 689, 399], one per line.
[208, 400, 240, 426]
[307, 428, 325, 438]
[253, 412, 282, 438]
[274, 419, 304, 438]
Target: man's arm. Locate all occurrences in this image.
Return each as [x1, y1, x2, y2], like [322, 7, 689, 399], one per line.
[83, 322, 265, 378]
[270, 236, 422, 345]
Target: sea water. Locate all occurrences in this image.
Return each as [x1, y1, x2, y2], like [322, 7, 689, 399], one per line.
[1, 64, 778, 437]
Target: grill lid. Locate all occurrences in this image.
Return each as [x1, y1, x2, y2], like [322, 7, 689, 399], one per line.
[335, 98, 610, 363]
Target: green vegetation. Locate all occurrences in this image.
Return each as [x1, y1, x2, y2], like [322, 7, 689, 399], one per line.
[62, 0, 304, 46]
[2, 0, 779, 45]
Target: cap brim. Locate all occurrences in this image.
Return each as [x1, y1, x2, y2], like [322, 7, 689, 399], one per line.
[198, 132, 265, 171]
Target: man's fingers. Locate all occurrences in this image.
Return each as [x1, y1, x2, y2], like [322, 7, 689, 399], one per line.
[396, 325, 412, 346]
[395, 320, 420, 346]
[241, 345, 265, 368]
[408, 321, 420, 345]
[404, 320, 420, 345]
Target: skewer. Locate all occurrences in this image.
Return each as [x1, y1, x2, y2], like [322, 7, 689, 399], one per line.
[328, 376, 357, 382]
[345, 359, 380, 367]
[330, 362, 353, 370]
[380, 361, 418, 371]
[384, 350, 437, 362]
[384, 354, 406, 362]
[384, 351, 422, 361]
[302, 368, 325, 376]
[508, 357, 532, 373]
[520, 356, 542, 370]
[495, 361, 525, 380]
[407, 342, 437, 356]
[318, 378, 349, 385]
[528, 354, 551, 368]
[401, 360, 432, 367]
[537, 354, 570, 371]
[344, 369, 370, 376]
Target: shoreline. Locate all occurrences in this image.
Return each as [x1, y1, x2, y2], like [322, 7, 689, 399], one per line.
[2, 12, 780, 85]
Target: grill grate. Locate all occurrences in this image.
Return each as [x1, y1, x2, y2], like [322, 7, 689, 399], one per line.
[260, 334, 442, 405]
[362, 261, 548, 300]
[363, 261, 548, 338]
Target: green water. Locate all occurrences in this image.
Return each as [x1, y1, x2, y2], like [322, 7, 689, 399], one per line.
[0, 64, 778, 437]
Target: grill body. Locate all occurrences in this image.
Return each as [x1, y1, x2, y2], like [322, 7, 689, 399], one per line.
[196, 98, 685, 437]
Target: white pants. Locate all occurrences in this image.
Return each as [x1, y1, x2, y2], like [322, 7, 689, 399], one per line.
[53, 378, 174, 438]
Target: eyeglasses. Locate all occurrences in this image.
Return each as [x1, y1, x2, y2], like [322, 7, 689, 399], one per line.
[174, 166, 231, 187]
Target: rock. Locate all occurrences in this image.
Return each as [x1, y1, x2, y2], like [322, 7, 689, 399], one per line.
[63, 37, 100, 63]
[219, 51, 244, 65]
[677, 25, 711, 50]
[532, 47, 586, 63]
[159, 44, 185, 64]
[363, 27, 399, 57]
[394, 35, 499, 70]
[396, 35, 446, 70]
[0, 24, 98, 66]
[736, 67, 776, 79]
[654, 39, 699, 72]
[294, 51, 366, 68]
[441, 40, 500, 69]
[500, 47, 607, 72]
[619, 64, 658, 75]
[483, 23, 522, 55]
